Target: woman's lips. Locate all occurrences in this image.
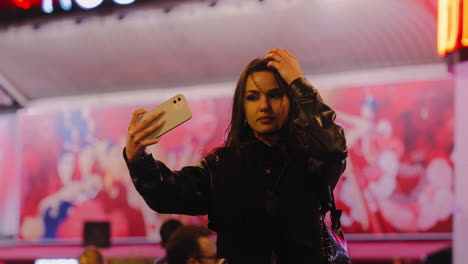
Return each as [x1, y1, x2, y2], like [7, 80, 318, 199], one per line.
[258, 116, 274, 123]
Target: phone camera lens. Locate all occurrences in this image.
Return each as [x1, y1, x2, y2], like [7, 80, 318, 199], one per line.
[173, 100, 177, 104]
[178, 97, 181, 101]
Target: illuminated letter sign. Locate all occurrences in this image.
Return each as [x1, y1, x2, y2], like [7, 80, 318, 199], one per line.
[438, 0, 468, 56]
[462, 0, 468, 46]
[41, 0, 135, 14]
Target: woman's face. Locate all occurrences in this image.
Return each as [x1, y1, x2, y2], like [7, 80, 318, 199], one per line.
[243, 71, 290, 140]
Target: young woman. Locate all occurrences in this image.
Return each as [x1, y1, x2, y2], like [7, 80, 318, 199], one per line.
[124, 48, 348, 264]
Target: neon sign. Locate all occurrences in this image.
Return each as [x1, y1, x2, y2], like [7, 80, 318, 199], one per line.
[438, 0, 468, 56]
[0, 0, 154, 24]
[41, 0, 134, 13]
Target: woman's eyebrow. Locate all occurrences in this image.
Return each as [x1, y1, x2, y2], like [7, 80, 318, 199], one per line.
[245, 89, 260, 94]
[267, 88, 282, 94]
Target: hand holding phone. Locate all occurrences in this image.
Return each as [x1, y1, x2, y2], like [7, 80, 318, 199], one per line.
[139, 94, 192, 140]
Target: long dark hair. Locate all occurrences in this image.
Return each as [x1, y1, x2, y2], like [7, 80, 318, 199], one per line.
[223, 58, 298, 149]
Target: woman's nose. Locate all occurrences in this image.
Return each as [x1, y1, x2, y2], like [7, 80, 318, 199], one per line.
[259, 97, 271, 111]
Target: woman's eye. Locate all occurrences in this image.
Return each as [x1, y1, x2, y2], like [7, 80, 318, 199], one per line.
[246, 95, 258, 101]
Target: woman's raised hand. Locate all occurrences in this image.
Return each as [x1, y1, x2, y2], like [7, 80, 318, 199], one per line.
[125, 109, 166, 162]
[264, 48, 304, 85]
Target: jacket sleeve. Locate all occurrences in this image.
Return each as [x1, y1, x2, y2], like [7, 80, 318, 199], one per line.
[123, 148, 211, 215]
[290, 77, 348, 189]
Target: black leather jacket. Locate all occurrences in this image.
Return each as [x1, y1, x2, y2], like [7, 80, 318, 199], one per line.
[124, 77, 347, 263]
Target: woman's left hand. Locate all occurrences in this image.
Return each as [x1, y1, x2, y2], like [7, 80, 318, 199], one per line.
[264, 48, 304, 85]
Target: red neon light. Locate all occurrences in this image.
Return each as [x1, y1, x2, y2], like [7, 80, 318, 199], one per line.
[13, 0, 31, 9]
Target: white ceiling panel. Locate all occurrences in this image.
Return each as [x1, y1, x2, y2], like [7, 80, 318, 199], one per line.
[0, 0, 441, 105]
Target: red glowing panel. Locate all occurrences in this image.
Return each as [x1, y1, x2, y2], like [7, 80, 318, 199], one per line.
[13, 0, 31, 9]
[0, 0, 42, 9]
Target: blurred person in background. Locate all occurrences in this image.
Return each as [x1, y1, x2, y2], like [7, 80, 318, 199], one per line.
[155, 219, 183, 264]
[79, 246, 104, 264]
[165, 225, 217, 264]
[124, 48, 348, 264]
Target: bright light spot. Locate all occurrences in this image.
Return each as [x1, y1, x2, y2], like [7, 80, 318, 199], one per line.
[59, 0, 73, 11]
[42, 0, 54, 13]
[35, 259, 79, 264]
[462, 0, 468, 46]
[75, 0, 104, 10]
[437, 0, 460, 56]
[113, 0, 136, 5]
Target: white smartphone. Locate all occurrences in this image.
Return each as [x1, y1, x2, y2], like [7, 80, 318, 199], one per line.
[140, 94, 192, 140]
